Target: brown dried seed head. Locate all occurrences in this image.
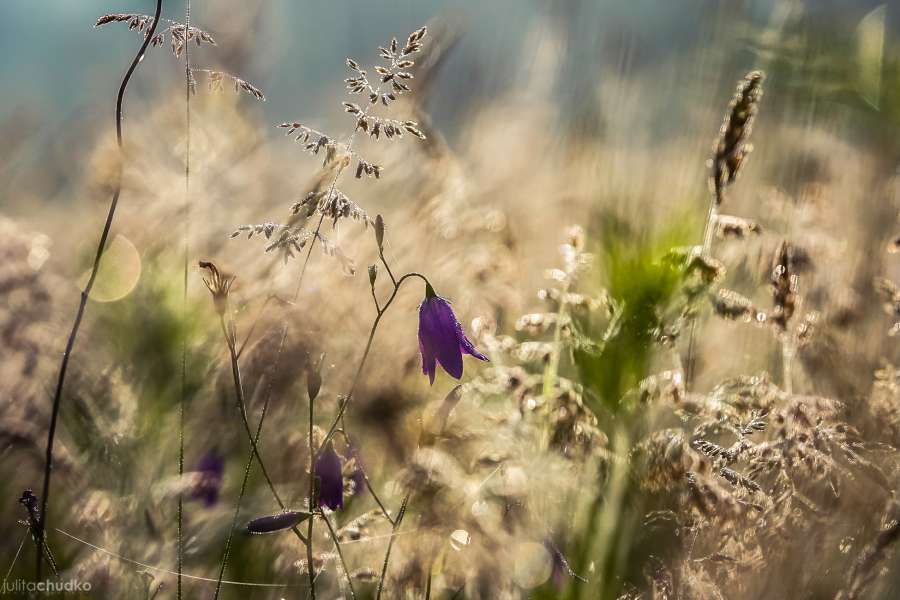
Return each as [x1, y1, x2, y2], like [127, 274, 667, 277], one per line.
[770, 240, 798, 331]
[712, 70, 764, 205]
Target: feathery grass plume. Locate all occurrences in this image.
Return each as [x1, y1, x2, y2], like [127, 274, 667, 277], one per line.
[95, 12, 265, 102]
[244, 26, 428, 278]
[711, 72, 764, 205]
[95, 14, 216, 56]
[704, 70, 765, 252]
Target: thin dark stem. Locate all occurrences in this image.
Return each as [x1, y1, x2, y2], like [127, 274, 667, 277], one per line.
[36, 0, 163, 580]
[320, 511, 356, 599]
[177, 3, 192, 598]
[307, 354, 317, 600]
[375, 492, 411, 600]
[379, 247, 398, 287]
[213, 386, 271, 600]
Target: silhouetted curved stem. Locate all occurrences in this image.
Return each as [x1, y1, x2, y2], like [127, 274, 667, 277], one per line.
[36, 0, 164, 580]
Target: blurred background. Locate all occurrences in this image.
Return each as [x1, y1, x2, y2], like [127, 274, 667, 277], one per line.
[4, 1, 900, 598]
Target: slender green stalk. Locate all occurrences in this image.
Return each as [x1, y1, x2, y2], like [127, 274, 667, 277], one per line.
[36, 0, 164, 579]
[375, 492, 411, 600]
[177, 3, 192, 598]
[307, 358, 318, 600]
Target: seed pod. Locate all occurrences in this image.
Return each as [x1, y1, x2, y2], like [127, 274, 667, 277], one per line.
[368, 264, 378, 286]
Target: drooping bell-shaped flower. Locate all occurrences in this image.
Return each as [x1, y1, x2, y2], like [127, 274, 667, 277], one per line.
[418, 282, 488, 385]
[315, 442, 344, 511]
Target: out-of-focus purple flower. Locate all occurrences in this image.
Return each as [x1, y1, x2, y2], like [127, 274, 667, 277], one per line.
[418, 283, 488, 385]
[342, 437, 366, 499]
[191, 449, 224, 507]
[315, 442, 344, 511]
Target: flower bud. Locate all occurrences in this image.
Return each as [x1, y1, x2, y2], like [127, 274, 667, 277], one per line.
[374, 214, 385, 250]
[307, 354, 324, 401]
[368, 264, 378, 286]
[246, 510, 312, 534]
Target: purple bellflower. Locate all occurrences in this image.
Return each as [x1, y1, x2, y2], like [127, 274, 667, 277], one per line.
[315, 442, 344, 511]
[418, 282, 488, 385]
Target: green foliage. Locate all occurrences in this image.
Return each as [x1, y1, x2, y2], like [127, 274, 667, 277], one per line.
[574, 213, 693, 415]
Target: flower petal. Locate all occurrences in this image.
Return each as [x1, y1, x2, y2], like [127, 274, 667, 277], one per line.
[418, 306, 438, 385]
[458, 324, 488, 362]
[428, 298, 464, 379]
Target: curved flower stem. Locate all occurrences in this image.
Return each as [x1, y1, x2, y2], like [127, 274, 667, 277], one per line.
[318, 271, 430, 457]
[36, 0, 164, 580]
[375, 492, 411, 600]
